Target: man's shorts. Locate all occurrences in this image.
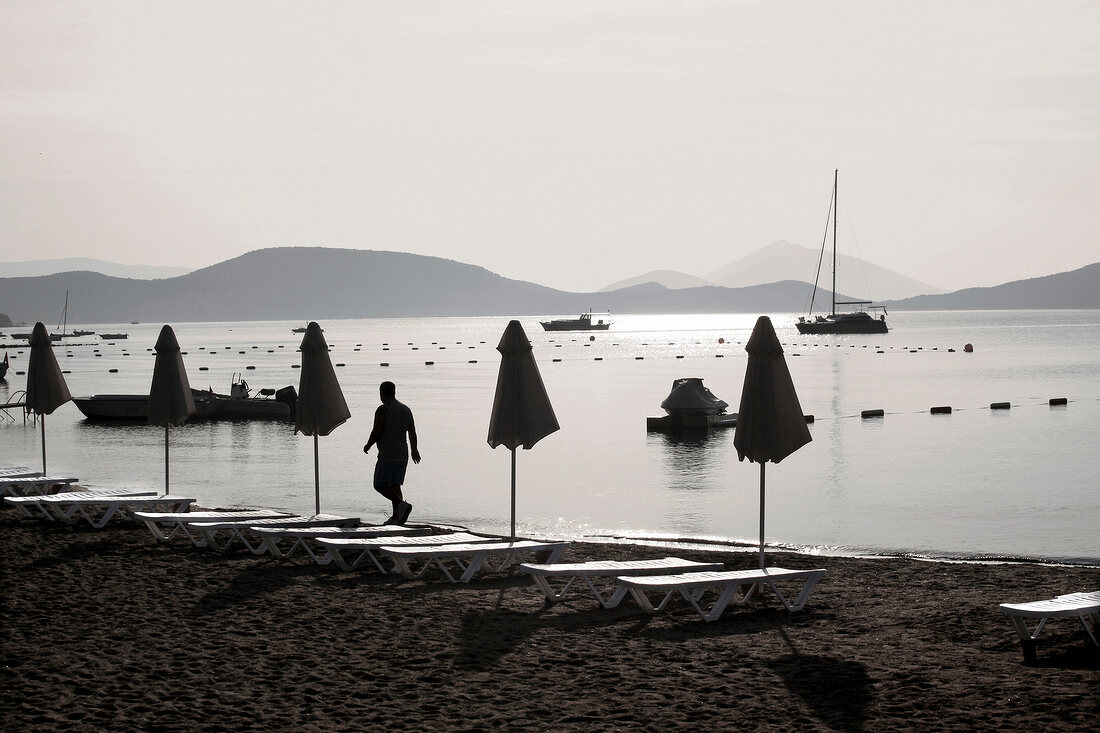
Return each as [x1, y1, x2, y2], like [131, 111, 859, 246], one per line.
[374, 458, 409, 489]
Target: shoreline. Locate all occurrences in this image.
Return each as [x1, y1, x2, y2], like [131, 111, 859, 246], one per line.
[578, 533, 1100, 569]
[2, 507, 1097, 731]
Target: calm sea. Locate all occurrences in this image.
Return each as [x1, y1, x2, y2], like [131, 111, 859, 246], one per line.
[2, 310, 1098, 565]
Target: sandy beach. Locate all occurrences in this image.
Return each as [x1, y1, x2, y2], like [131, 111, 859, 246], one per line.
[1, 506, 1096, 732]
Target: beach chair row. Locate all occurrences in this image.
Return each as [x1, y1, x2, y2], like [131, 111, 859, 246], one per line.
[126, 508, 831, 620]
[1, 487, 830, 619]
[128, 507, 1098, 642]
[132, 509, 572, 583]
[10, 486, 1090, 644]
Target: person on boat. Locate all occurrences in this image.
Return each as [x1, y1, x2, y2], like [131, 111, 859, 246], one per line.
[363, 381, 421, 525]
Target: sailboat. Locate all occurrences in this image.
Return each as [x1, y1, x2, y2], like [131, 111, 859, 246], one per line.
[796, 170, 889, 335]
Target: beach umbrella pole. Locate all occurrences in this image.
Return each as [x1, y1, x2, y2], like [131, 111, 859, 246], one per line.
[164, 426, 170, 496]
[758, 462, 766, 569]
[510, 447, 516, 542]
[40, 415, 47, 474]
[314, 433, 320, 516]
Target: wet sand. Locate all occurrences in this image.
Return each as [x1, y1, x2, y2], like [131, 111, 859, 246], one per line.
[1, 506, 1097, 732]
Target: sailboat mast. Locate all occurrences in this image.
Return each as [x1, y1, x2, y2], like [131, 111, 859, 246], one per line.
[831, 169, 838, 316]
[56, 290, 69, 337]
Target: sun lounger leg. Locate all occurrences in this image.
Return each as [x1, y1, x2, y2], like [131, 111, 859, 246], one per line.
[307, 544, 334, 565]
[1079, 613, 1099, 647]
[1008, 616, 1039, 663]
[246, 535, 270, 555]
[698, 582, 748, 622]
[139, 519, 170, 542]
[326, 548, 353, 570]
[603, 583, 631, 609]
[358, 548, 390, 573]
[453, 555, 482, 583]
[531, 574, 572, 603]
[388, 556, 416, 578]
[627, 588, 659, 613]
[628, 588, 685, 613]
[261, 536, 286, 559]
[80, 504, 122, 529]
[768, 571, 825, 612]
[582, 577, 624, 608]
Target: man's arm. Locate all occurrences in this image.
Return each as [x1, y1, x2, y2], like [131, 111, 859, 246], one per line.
[407, 416, 420, 464]
[363, 405, 386, 453]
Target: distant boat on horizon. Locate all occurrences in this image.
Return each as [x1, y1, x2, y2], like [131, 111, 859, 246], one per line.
[540, 311, 612, 332]
[796, 170, 889, 335]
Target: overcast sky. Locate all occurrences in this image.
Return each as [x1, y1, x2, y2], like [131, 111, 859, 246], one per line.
[2, 1, 1097, 292]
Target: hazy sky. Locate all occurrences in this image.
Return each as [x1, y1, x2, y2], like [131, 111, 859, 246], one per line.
[2, 1, 1097, 292]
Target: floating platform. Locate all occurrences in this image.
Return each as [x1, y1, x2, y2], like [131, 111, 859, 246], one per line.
[646, 413, 738, 431]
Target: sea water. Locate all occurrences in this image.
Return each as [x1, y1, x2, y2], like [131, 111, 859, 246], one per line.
[2, 310, 1098, 565]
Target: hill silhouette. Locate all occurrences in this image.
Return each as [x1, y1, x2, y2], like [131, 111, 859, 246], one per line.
[886, 262, 1100, 310]
[602, 240, 945, 300]
[0, 247, 1095, 326]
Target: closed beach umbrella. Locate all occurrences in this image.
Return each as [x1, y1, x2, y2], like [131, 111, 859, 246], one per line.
[148, 325, 196, 495]
[733, 316, 812, 568]
[488, 320, 559, 541]
[26, 322, 72, 474]
[296, 322, 351, 515]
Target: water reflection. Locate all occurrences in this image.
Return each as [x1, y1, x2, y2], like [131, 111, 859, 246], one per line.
[647, 428, 735, 491]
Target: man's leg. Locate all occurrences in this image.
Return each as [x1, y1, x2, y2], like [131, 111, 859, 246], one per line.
[374, 485, 403, 520]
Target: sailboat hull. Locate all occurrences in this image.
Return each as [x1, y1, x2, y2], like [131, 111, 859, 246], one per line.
[796, 314, 888, 334]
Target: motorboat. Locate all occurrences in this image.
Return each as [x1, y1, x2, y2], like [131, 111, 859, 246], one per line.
[72, 394, 149, 419]
[73, 376, 297, 421]
[660, 378, 729, 416]
[647, 377, 736, 431]
[540, 311, 612, 331]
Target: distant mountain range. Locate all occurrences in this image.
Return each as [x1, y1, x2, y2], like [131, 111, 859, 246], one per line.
[602, 240, 945, 300]
[0, 257, 192, 280]
[0, 247, 1096, 326]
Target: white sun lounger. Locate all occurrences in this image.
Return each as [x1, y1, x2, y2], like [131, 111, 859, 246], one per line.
[519, 557, 725, 607]
[5, 488, 157, 520]
[382, 540, 571, 583]
[43, 494, 193, 528]
[616, 567, 828, 622]
[133, 509, 299, 543]
[187, 514, 361, 553]
[998, 590, 1100, 662]
[253, 524, 433, 564]
[0, 475, 80, 497]
[317, 532, 500, 572]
